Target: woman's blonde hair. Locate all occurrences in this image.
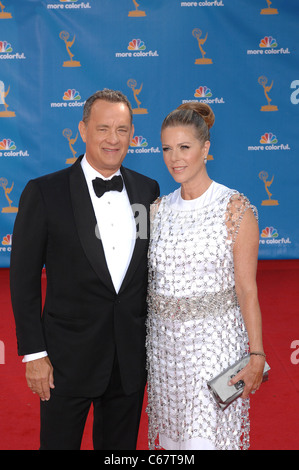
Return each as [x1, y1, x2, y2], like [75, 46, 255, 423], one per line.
[161, 102, 215, 143]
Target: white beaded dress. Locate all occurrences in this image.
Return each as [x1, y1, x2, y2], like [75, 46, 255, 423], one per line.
[146, 181, 257, 450]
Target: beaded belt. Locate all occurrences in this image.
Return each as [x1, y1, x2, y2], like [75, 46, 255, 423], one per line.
[147, 287, 238, 321]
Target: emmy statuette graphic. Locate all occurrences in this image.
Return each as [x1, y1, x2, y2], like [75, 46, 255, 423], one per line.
[261, 0, 278, 15]
[259, 171, 279, 206]
[0, 178, 18, 213]
[0, 81, 16, 117]
[0, 2, 12, 18]
[193, 29, 213, 65]
[128, 0, 146, 17]
[127, 79, 148, 114]
[60, 31, 81, 67]
[63, 128, 78, 164]
[258, 76, 278, 112]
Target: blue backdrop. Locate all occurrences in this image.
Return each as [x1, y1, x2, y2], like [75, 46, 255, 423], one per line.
[0, 0, 298, 266]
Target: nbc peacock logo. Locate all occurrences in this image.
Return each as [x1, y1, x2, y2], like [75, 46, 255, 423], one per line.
[0, 139, 16, 151]
[259, 227, 291, 246]
[259, 36, 289, 54]
[260, 132, 277, 144]
[51, 88, 84, 108]
[260, 132, 290, 150]
[0, 41, 12, 52]
[63, 89, 81, 101]
[0, 40, 26, 59]
[0, 234, 12, 255]
[247, 36, 289, 56]
[0, 138, 30, 157]
[128, 135, 160, 155]
[248, 132, 290, 152]
[131, 136, 148, 148]
[261, 227, 278, 238]
[128, 39, 146, 51]
[115, 38, 158, 58]
[194, 86, 212, 98]
[259, 36, 277, 48]
[182, 85, 224, 105]
[1, 233, 12, 246]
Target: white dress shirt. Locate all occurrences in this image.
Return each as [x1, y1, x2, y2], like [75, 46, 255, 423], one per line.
[81, 154, 136, 292]
[23, 155, 136, 363]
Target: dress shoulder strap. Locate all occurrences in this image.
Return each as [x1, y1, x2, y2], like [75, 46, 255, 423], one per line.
[225, 192, 258, 244]
[150, 196, 163, 224]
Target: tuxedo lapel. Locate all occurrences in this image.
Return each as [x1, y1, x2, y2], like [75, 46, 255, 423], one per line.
[69, 157, 115, 293]
[118, 166, 149, 294]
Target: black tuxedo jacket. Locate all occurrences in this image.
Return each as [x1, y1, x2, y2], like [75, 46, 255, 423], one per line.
[10, 155, 160, 397]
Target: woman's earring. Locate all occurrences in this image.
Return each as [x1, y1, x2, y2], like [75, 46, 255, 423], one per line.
[204, 154, 208, 164]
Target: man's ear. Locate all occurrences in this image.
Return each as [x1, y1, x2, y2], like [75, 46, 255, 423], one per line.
[78, 120, 87, 143]
[130, 123, 135, 141]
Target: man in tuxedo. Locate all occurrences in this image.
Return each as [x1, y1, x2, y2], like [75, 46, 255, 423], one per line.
[10, 89, 160, 450]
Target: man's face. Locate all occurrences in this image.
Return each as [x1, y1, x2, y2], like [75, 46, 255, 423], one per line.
[79, 99, 134, 177]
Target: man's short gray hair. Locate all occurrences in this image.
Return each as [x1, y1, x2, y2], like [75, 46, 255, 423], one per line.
[82, 89, 133, 125]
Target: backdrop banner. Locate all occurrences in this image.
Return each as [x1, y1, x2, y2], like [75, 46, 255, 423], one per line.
[0, 0, 298, 266]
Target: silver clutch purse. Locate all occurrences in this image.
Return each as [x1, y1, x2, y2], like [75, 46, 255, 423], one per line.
[207, 355, 270, 411]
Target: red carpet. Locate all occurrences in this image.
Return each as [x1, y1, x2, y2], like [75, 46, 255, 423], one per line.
[1, 261, 299, 450]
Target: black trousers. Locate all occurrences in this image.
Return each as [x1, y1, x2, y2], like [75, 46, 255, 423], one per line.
[40, 356, 146, 450]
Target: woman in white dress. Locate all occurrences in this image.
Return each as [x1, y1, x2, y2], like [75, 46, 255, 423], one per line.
[146, 102, 266, 450]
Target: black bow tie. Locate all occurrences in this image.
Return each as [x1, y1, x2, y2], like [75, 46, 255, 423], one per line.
[92, 175, 123, 198]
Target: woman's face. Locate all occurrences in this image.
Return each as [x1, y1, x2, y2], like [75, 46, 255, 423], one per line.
[161, 125, 210, 186]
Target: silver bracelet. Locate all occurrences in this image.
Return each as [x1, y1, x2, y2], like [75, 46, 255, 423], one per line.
[250, 351, 266, 358]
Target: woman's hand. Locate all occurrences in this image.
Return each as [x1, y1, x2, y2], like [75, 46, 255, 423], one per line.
[228, 355, 266, 399]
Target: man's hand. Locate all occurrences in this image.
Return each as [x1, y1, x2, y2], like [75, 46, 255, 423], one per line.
[25, 356, 55, 401]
